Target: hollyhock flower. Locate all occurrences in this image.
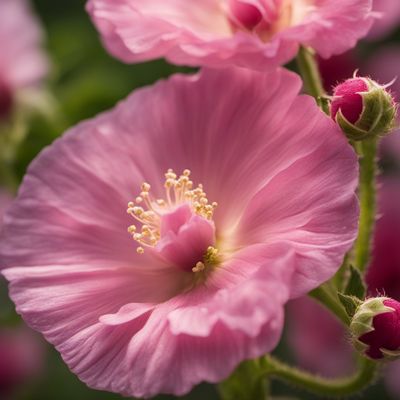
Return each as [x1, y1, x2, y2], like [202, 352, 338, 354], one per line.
[0, 0, 48, 120]
[0, 67, 358, 397]
[0, 327, 44, 397]
[367, 0, 400, 41]
[86, 0, 374, 70]
[286, 297, 355, 377]
[367, 180, 400, 302]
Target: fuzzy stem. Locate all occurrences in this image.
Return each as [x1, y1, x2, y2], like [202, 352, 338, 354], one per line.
[353, 138, 378, 272]
[262, 355, 377, 397]
[296, 47, 329, 114]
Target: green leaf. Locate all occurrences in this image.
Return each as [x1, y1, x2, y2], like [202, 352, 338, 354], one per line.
[338, 293, 363, 317]
[344, 265, 366, 299]
[218, 360, 268, 400]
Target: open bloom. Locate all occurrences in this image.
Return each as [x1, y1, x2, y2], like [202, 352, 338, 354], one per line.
[0, 0, 48, 119]
[0, 68, 358, 397]
[86, 0, 374, 70]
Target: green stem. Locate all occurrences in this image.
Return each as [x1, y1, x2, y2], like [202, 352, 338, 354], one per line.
[296, 47, 329, 114]
[310, 284, 350, 326]
[262, 355, 377, 397]
[353, 138, 378, 272]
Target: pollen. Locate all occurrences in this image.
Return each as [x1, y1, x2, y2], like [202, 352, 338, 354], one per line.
[127, 169, 218, 254]
[192, 247, 219, 273]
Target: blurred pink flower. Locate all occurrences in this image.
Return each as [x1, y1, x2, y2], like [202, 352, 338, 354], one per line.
[386, 359, 400, 398]
[0, 67, 358, 397]
[0, 327, 44, 397]
[86, 0, 373, 70]
[366, 179, 400, 300]
[286, 297, 355, 377]
[0, 0, 48, 118]
[367, 0, 400, 40]
[318, 51, 359, 93]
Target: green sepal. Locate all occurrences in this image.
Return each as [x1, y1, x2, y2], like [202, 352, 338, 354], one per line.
[338, 293, 362, 318]
[380, 348, 400, 361]
[344, 265, 366, 299]
[350, 297, 394, 339]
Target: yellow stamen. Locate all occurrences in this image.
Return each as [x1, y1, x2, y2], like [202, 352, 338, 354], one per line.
[127, 169, 217, 254]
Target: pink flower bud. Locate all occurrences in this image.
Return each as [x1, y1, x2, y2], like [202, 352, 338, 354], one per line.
[331, 78, 368, 124]
[351, 297, 400, 360]
[330, 77, 397, 141]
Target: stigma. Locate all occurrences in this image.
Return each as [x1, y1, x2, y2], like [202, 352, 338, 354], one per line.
[127, 169, 218, 256]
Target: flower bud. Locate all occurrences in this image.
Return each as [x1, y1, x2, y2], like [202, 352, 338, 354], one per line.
[350, 297, 400, 360]
[331, 77, 397, 141]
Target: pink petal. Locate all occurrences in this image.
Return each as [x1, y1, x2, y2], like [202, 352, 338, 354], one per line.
[234, 98, 358, 297]
[0, 0, 48, 90]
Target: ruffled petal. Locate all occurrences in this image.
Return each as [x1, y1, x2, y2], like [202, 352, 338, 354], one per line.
[235, 112, 358, 296]
[87, 0, 373, 69]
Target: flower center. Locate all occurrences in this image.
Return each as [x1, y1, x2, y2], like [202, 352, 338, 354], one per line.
[227, 0, 316, 40]
[127, 169, 219, 274]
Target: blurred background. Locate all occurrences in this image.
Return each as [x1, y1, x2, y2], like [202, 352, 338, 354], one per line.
[0, 0, 400, 399]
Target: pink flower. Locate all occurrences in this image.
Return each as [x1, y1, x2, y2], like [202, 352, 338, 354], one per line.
[367, 0, 400, 41]
[286, 297, 355, 377]
[0, 0, 48, 119]
[367, 180, 400, 300]
[0, 67, 358, 397]
[0, 326, 44, 397]
[86, 0, 374, 70]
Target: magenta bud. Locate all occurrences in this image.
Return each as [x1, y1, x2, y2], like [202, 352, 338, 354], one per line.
[330, 77, 397, 141]
[351, 297, 400, 360]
